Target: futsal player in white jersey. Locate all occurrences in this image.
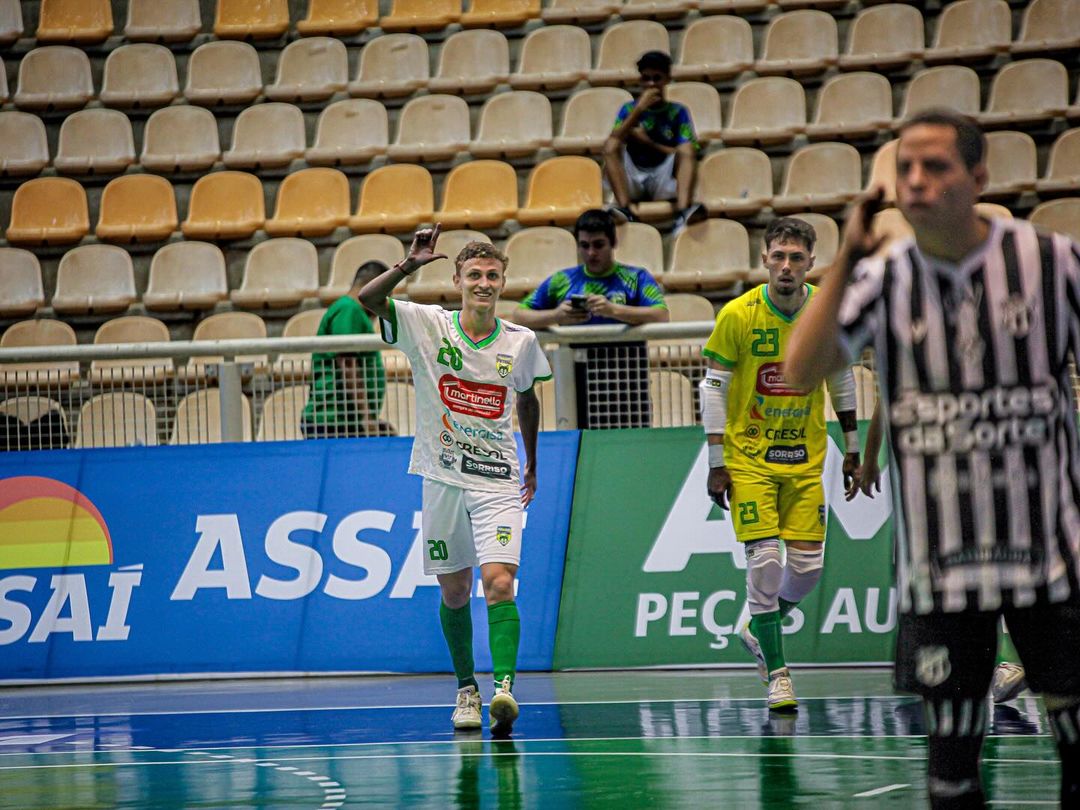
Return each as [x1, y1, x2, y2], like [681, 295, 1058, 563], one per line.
[359, 225, 552, 737]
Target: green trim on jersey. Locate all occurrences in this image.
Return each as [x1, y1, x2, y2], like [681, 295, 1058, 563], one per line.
[453, 310, 502, 350]
[702, 348, 735, 367]
[381, 298, 399, 344]
[762, 283, 815, 323]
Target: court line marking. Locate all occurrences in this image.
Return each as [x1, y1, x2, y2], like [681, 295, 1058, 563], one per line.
[853, 784, 910, 797]
[186, 748, 348, 808]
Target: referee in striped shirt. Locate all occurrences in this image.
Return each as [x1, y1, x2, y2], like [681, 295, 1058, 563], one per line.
[786, 109, 1080, 808]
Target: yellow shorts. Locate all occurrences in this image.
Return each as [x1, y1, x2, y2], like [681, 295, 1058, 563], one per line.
[729, 466, 825, 543]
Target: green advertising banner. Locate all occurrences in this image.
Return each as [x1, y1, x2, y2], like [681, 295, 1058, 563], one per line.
[554, 425, 896, 670]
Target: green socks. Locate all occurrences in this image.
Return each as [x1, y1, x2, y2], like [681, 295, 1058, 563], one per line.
[488, 600, 520, 690]
[997, 629, 1020, 666]
[750, 610, 786, 674]
[440, 601, 478, 691]
[779, 597, 798, 619]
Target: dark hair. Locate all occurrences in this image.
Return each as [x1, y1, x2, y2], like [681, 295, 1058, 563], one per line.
[352, 260, 388, 287]
[898, 108, 986, 170]
[573, 208, 617, 245]
[763, 217, 817, 254]
[636, 50, 671, 75]
[455, 241, 509, 274]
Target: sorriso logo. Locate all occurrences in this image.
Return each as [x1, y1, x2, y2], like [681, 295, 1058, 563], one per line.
[756, 363, 806, 397]
[439, 375, 506, 419]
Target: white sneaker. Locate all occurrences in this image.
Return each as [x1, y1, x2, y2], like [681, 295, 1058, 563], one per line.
[739, 621, 768, 683]
[767, 668, 798, 711]
[990, 662, 1027, 704]
[452, 685, 482, 730]
[489, 676, 519, 737]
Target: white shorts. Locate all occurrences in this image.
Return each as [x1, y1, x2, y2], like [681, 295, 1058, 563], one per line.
[421, 478, 523, 575]
[614, 150, 677, 202]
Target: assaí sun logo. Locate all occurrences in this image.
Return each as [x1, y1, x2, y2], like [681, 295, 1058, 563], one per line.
[0, 476, 142, 646]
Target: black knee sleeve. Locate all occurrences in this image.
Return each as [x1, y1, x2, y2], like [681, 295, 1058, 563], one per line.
[1048, 701, 1080, 807]
[923, 698, 988, 809]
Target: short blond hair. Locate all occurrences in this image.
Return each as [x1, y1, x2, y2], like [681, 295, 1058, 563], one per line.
[455, 241, 509, 274]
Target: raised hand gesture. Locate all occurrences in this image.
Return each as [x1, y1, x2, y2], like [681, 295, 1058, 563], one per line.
[404, 223, 448, 273]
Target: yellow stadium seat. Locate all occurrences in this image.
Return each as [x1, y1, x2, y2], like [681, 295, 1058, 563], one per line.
[0, 249, 44, 317]
[346, 33, 429, 99]
[895, 66, 982, 127]
[143, 241, 228, 312]
[183, 40, 263, 106]
[839, 4, 924, 72]
[408, 230, 491, 304]
[265, 36, 349, 102]
[470, 91, 552, 159]
[1012, 0, 1080, 56]
[461, 0, 539, 28]
[429, 29, 510, 95]
[0, 0, 23, 45]
[614, 221, 663, 276]
[437, 160, 518, 231]
[588, 21, 670, 86]
[231, 238, 320, 309]
[805, 72, 893, 141]
[664, 219, 749, 292]
[1029, 198, 1080, 244]
[755, 10, 837, 77]
[541, 0, 621, 25]
[387, 95, 471, 163]
[297, 0, 377, 36]
[0, 319, 78, 387]
[140, 105, 220, 172]
[0, 112, 49, 176]
[5, 177, 89, 246]
[1036, 128, 1080, 197]
[503, 226, 578, 299]
[214, 0, 289, 39]
[257, 386, 309, 441]
[379, 0, 460, 33]
[979, 59, 1069, 129]
[124, 0, 201, 42]
[99, 44, 179, 108]
[509, 25, 590, 92]
[772, 142, 862, 214]
[13, 46, 93, 110]
[223, 103, 306, 169]
[349, 164, 434, 234]
[88, 316, 172, 386]
[307, 99, 388, 166]
[517, 156, 602, 227]
[171, 389, 253, 445]
[53, 109, 136, 174]
[181, 171, 265, 240]
[179, 311, 268, 382]
[74, 393, 158, 448]
[672, 16, 754, 82]
[666, 82, 723, 143]
[265, 167, 351, 238]
[320, 234, 406, 303]
[695, 148, 773, 218]
[982, 131, 1037, 201]
[271, 309, 326, 380]
[924, 0, 1011, 65]
[551, 87, 632, 155]
[52, 244, 136, 315]
[649, 370, 695, 428]
[721, 77, 806, 146]
[36, 0, 112, 44]
[96, 175, 178, 243]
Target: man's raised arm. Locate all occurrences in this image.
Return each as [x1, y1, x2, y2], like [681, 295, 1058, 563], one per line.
[358, 224, 447, 320]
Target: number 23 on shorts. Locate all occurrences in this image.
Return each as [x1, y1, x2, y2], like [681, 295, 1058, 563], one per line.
[738, 501, 760, 525]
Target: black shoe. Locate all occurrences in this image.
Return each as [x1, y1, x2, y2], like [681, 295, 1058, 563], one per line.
[673, 203, 707, 235]
[606, 204, 637, 224]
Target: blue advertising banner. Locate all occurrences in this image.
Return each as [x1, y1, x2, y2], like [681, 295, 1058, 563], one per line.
[0, 432, 579, 682]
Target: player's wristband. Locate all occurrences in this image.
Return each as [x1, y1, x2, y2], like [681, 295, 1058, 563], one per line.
[843, 430, 859, 454]
[394, 259, 419, 277]
[708, 443, 726, 469]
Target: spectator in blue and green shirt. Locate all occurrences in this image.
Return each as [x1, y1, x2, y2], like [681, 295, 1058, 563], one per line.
[603, 50, 705, 235]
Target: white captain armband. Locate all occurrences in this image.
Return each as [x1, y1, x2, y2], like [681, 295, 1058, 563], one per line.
[699, 367, 732, 437]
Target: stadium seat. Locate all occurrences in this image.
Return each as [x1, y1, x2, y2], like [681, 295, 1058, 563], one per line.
[386, 95, 471, 163]
[143, 241, 229, 312]
[271, 310, 324, 382]
[666, 82, 723, 143]
[509, 25, 589, 92]
[214, 0, 289, 39]
[307, 99, 388, 166]
[588, 21, 670, 87]
[541, 0, 621, 25]
[88, 316, 172, 386]
[697, 0, 767, 10]
[349, 164, 433, 234]
[436, 161, 518, 231]
[664, 293, 713, 323]
[256, 386, 309, 441]
[0, 0, 22, 45]
[620, 0, 692, 21]
[503, 226, 578, 299]
[5, 177, 89, 246]
[1012, 0, 1079, 55]
[0, 319, 78, 388]
[265, 167, 351, 238]
[0, 249, 44, 317]
[35, 0, 112, 44]
[672, 16, 754, 82]
[53, 109, 136, 174]
[13, 46, 93, 110]
[429, 30, 510, 95]
[805, 72, 892, 141]
[73, 393, 158, 448]
[181, 171, 265, 240]
[664, 219, 749, 292]
[866, 139, 897, 203]
[231, 238, 320, 309]
[265, 36, 348, 102]
[460, 0, 540, 29]
[774, 0, 846, 9]
[0, 112, 49, 176]
[649, 370, 695, 428]
[99, 44, 179, 108]
[223, 103, 306, 169]
[124, 0, 201, 42]
[171, 389, 253, 445]
[517, 156, 603, 227]
[347, 33, 429, 99]
[379, 0, 460, 33]
[754, 11, 838, 77]
[96, 175, 178, 243]
[407, 229, 490, 303]
[470, 91, 552, 159]
[320, 234, 406, 303]
[694, 148, 773, 218]
[614, 221, 664, 276]
[1036, 129, 1080, 196]
[923, 0, 1011, 65]
[184, 41, 263, 106]
[838, 4, 924, 72]
[1029, 198, 1080, 243]
[0, 56, 7, 103]
[179, 311, 268, 382]
[297, 0, 377, 36]
[982, 131, 1037, 200]
[979, 60, 1069, 128]
[895, 66, 981, 127]
[552, 87, 633, 155]
[721, 77, 806, 146]
[140, 105, 220, 172]
[51, 244, 136, 315]
[772, 142, 862, 213]
[380, 382, 416, 435]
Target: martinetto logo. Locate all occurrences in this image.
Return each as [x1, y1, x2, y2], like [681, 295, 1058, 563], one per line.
[0, 476, 113, 570]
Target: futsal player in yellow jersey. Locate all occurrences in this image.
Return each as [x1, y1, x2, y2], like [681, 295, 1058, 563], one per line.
[700, 217, 862, 710]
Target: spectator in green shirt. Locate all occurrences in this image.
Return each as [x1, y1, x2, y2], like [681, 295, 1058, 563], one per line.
[301, 261, 389, 438]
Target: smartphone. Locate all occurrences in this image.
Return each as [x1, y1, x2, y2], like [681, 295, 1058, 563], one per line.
[570, 294, 589, 311]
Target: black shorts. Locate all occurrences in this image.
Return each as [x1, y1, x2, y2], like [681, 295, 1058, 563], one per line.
[894, 600, 1080, 699]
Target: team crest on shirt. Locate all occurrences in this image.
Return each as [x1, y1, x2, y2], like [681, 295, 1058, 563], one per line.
[440, 449, 455, 469]
[915, 645, 951, 688]
[1001, 293, 1036, 337]
[495, 525, 512, 546]
[496, 353, 513, 378]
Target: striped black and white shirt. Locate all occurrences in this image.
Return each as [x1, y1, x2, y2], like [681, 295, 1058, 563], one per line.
[838, 216, 1080, 615]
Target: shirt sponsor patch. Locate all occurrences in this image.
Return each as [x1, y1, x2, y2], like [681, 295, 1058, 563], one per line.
[764, 444, 808, 464]
[756, 362, 806, 397]
[461, 455, 512, 480]
[439, 375, 507, 419]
